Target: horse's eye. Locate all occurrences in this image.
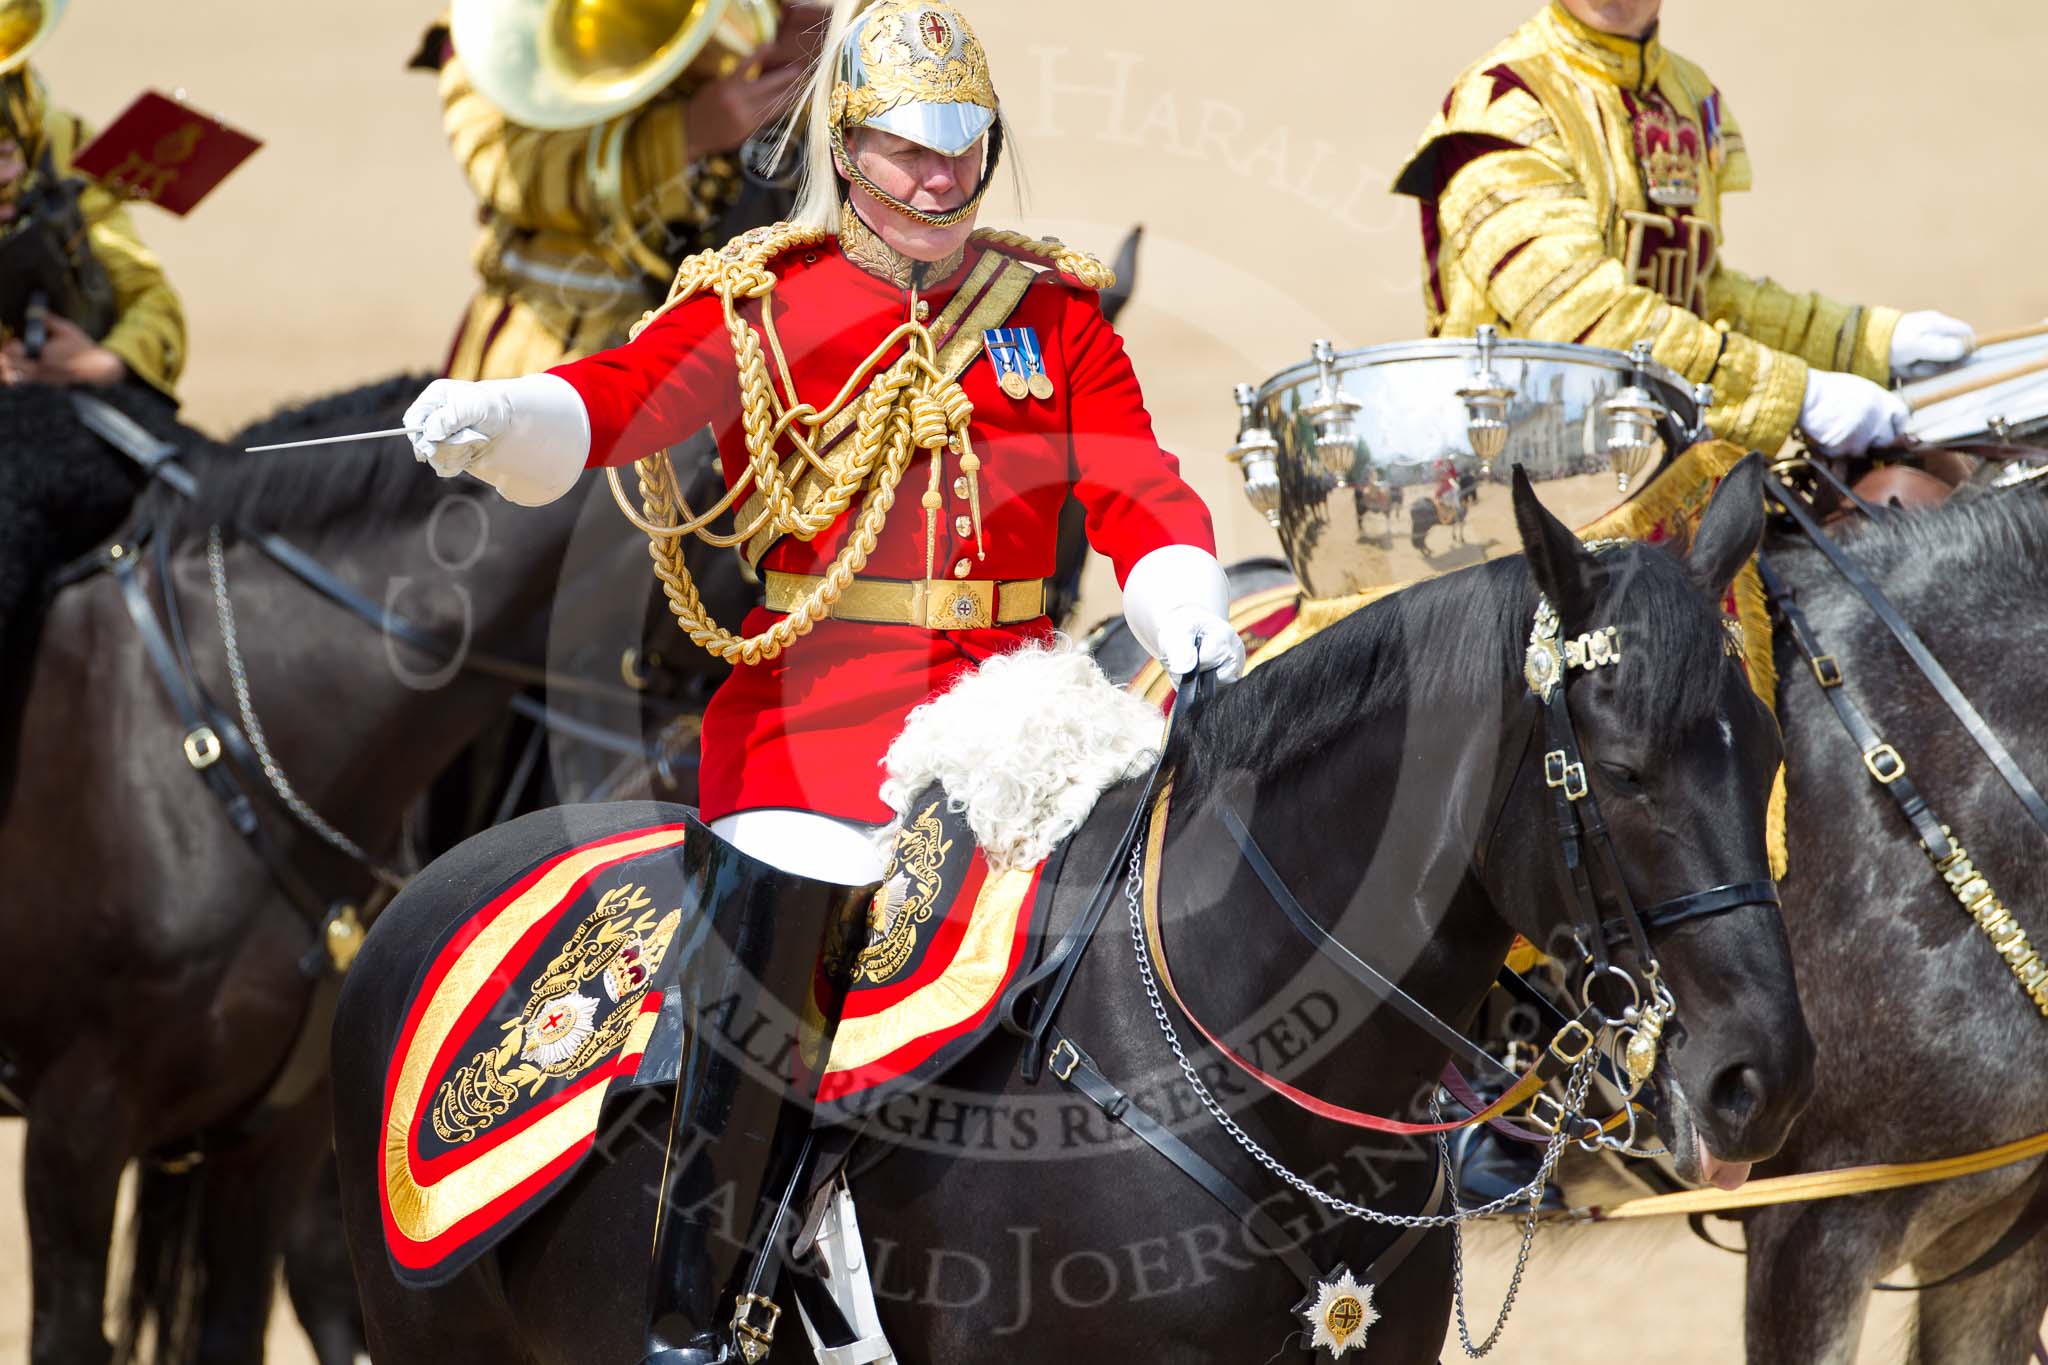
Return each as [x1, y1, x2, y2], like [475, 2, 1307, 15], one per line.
[1596, 760, 1642, 791]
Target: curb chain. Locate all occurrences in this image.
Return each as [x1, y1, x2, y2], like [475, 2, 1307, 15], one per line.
[207, 527, 406, 890]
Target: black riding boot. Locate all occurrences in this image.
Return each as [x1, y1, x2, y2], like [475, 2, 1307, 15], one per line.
[638, 815, 873, 1365]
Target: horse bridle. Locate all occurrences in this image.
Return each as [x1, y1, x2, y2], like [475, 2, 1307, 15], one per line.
[1004, 567, 1787, 1313]
[69, 392, 686, 1137]
[1520, 575, 1782, 1089]
[1183, 565, 1785, 1135]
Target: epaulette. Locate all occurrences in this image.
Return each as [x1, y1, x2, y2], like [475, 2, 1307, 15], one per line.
[972, 229, 1115, 292]
[632, 221, 830, 339]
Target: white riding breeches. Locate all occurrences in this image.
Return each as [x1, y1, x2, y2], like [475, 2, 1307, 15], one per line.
[708, 809, 889, 885]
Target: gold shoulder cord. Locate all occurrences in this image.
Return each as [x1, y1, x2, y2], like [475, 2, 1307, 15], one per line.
[605, 223, 1112, 666]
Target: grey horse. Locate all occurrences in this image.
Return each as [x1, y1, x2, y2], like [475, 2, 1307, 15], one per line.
[1739, 484, 2048, 1363]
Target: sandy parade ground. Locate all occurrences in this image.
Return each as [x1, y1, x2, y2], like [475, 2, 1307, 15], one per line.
[8, 0, 2048, 1358]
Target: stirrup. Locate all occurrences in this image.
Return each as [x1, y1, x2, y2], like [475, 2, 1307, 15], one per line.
[731, 1293, 781, 1364]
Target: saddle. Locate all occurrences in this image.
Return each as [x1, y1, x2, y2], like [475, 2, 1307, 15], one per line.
[1834, 448, 1977, 522]
[376, 787, 1097, 1287]
[812, 787, 1073, 1121]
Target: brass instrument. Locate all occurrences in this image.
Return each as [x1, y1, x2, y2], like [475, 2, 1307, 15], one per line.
[450, 0, 780, 131]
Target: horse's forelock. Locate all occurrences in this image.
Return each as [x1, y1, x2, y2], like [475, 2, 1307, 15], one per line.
[1591, 543, 1740, 743]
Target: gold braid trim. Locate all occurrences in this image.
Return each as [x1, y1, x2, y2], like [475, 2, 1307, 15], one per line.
[609, 222, 1111, 665]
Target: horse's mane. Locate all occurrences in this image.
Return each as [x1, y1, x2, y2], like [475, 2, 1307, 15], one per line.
[1168, 540, 1732, 794]
[134, 373, 445, 546]
[1825, 483, 2048, 591]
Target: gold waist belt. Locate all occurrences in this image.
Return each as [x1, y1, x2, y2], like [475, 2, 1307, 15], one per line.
[763, 571, 1050, 632]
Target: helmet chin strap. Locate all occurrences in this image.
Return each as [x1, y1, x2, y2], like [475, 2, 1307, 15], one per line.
[831, 117, 1005, 229]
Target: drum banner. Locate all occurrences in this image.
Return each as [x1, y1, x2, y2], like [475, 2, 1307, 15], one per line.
[71, 90, 262, 216]
[379, 824, 691, 1286]
[1236, 440, 1787, 878]
[814, 785, 1067, 1122]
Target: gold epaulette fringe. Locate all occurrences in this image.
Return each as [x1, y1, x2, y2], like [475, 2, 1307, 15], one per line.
[967, 228, 1115, 291]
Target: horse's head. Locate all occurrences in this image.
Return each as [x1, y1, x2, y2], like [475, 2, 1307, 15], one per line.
[1492, 456, 1813, 1187]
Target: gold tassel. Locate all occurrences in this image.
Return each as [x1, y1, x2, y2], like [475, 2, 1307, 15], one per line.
[931, 384, 985, 560]
[921, 460, 943, 581]
[960, 440, 985, 559]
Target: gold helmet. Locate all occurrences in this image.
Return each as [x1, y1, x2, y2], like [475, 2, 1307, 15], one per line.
[0, 0, 62, 159]
[827, 0, 1000, 227]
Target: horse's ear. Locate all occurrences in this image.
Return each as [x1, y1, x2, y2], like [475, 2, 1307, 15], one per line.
[1687, 454, 1768, 599]
[1513, 465, 1597, 624]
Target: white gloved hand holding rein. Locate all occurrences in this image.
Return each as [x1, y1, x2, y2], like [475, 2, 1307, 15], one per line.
[1122, 544, 1246, 683]
[1889, 310, 1974, 382]
[1799, 369, 1910, 457]
[404, 374, 592, 507]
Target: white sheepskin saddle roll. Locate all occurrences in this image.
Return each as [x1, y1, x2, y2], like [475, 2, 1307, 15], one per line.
[878, 639, 1163, 870]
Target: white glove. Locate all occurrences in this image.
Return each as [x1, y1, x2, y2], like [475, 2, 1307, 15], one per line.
[1122, 544, 1246, 683]
[403, 374, 592, 507]
[1890, 310, 1974, 382]
[1798, 370, 1910, 457]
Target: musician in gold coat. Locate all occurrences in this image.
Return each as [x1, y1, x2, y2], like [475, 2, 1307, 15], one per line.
[0, 69, 185, 400]
[1394, 0, 1972, 457]
[415, 4, 825, 379]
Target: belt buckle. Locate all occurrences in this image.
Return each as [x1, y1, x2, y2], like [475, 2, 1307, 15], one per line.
[1048, 1038, 1081, 1082]
[1810, 654, 1843, 689]
[923, 578, 993, 630]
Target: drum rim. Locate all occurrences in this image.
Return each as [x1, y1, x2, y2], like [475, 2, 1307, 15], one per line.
[1252, 336, 1695, 411]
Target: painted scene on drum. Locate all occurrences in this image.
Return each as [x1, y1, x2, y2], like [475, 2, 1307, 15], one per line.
[3, 0, 2047, 1363]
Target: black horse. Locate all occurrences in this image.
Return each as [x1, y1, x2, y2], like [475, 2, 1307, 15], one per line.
[332, 458, 1813, 1362]
[0, 378, 681, 1365]
[1731, 484, 2048, 1362]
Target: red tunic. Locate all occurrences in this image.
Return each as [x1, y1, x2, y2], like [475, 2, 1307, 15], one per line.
[551, 237, 1215, 824]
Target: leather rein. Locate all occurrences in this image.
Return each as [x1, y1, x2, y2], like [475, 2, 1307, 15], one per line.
[1150, 573, 1778, 1140]
[1002, 569, 1782, 1294]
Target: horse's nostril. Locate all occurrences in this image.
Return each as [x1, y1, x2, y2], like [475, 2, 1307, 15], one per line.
[1710, 1063, 1766, 1127]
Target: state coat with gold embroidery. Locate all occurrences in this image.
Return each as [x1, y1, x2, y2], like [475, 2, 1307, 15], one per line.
[1393, 1, 1899, 454]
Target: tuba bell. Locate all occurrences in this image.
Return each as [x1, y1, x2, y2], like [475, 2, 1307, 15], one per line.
[451, 0, 780, 131]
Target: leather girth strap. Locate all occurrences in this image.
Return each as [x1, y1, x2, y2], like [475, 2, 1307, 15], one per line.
[1875, 1162, 2048, 1295]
